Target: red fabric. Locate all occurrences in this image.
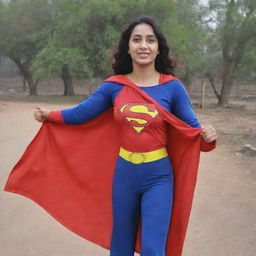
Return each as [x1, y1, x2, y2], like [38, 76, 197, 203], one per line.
[114, 95, 169, 152]
[47, 110, 65, 123]
[4, 74, 216, 256]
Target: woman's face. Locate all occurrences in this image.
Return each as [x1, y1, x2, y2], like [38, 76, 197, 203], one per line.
[128, 23, 159, 68]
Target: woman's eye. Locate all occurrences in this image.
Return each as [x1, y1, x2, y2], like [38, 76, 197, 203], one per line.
[148, 39, 156, 43]
[132, 38, 140, 42]
[131, 38, 156, 43]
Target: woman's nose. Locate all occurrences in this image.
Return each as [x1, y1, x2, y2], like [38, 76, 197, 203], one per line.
[139, 39, 147, 49]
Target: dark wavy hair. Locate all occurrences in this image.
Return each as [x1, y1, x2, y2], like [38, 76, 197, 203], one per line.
[112, 16, 176, 75]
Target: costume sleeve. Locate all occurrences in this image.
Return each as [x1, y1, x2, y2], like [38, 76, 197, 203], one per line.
[47, 110, 65, 123]
[201, 139, 216, 152]
[171, 81, 216, 151]
[171, 81, 201, 128]
[47, 83, 113, 125]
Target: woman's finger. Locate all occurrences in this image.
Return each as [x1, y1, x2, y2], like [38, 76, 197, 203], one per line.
[203, 133, 217, 143]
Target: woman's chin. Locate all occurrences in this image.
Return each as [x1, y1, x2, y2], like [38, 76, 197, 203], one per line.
[133, 59, 155, 68]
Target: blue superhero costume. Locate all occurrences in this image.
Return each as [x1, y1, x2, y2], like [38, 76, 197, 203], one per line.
[49, 77, 200, 256]
[4, 74, 216, 256]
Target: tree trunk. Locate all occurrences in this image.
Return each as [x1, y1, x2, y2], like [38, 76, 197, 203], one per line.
[13, 58, 38, 95]
[61, 65, 74, 96]
[206, 73, 221, 102]
[182, 68, 192, 89]
[219, 63, 234, 106]
[22, 77, 26, 92]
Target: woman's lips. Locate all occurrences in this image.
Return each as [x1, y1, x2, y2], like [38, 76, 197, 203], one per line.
[137, 53, 150, 58]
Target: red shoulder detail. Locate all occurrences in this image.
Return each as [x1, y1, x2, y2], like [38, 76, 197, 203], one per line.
[105, 75, 131, 86]
[105, 74, 180, 86]
[159, 73, 180, 84]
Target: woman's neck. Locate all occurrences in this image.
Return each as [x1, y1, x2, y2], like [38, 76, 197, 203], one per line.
[126, 64, 160, 87]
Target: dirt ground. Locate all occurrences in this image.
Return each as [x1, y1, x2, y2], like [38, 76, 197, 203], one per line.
[0, 78, 256, 256]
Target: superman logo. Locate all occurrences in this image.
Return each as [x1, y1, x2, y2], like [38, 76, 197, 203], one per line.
[118, 103, 159, 133]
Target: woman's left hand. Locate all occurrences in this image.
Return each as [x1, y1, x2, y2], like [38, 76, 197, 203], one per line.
[200, 125, 217, 143]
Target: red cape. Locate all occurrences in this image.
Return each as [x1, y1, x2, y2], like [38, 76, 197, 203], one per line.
[4, 74, 215, 256]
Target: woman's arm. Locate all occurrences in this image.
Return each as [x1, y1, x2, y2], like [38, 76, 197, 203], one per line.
[171, 81, 201, 128]
[34, 82, 113, 125]
[171, 81, 217, 150]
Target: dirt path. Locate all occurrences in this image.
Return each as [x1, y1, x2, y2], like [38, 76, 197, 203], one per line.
[1, 101, 255, 256]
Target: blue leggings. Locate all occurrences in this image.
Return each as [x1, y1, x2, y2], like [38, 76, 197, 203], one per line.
[110, 156, 174, 256]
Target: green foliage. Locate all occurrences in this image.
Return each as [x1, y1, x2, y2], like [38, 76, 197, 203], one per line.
[0, 0, 52, 63]
[37, 0, 179, 78]
[76, 0, 137, 76]
[0, 0, 53, 94]
[236, 39, 256, 79]
[31, 40, 92, 80]
[0, 0, 255, 96]
[208, 0, 256, 80]
[31, 0, 92, 81]
[159, 0, 210, 84]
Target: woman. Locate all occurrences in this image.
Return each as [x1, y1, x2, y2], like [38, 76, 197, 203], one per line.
[9, 17, 217, 256]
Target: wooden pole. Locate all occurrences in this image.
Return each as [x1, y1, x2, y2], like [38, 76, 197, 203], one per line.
[201, 79, 206, 109]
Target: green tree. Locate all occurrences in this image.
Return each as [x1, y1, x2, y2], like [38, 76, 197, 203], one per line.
[165, 0, 209, 87]
[35, 0, 177, 84]
[71, 0, 177, 77]
[32, 40, 91, 96]
[0, 0, 52, 95]
[207, 0, 256, 106]
[32, 0, 92, 95]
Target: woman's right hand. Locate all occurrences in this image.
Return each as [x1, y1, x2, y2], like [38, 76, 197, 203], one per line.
[33, 106, 49, 122]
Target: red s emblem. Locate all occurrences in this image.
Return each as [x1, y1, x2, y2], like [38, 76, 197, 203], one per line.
[118, 103, 159, 133]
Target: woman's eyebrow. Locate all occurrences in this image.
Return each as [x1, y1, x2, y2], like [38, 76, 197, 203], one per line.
[147, 35, 157, 38]
[131, 34, 142, 38]
[131, 34, 156, 38]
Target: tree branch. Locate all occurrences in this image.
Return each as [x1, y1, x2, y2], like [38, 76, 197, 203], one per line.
[206, 72, 221, 101]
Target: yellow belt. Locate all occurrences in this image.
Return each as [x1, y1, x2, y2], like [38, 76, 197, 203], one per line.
[119, 147, 168, 164]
